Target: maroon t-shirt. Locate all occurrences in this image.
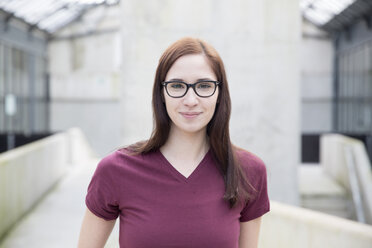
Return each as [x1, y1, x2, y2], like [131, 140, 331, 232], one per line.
[85, 148, 269, 248]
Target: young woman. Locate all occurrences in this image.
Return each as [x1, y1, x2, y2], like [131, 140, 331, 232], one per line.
[78, 37, 270, 248]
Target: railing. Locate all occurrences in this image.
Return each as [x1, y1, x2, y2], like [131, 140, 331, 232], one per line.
[344, 145, 365, 223]
[321, 134, 372, 224]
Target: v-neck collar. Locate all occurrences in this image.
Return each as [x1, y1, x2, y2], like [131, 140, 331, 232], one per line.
[157, 149, 211, 182]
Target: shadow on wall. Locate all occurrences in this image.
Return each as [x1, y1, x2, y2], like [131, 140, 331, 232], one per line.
[302, 133, 372, 164]
[0, 133, 54, 154]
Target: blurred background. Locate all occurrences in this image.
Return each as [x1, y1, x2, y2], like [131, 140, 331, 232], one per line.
[0, 0, 372, 247]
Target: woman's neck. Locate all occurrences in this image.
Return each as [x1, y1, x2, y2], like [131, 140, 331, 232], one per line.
[160, 126, 209, 162]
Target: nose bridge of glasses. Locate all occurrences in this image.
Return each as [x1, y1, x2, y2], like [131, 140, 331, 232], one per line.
[186, 83, 199, 96]
[184, 83, 198, 98]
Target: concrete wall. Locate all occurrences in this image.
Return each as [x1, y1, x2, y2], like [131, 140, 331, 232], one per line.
[119, 0, 300, 204]
[259, 201, 372, 248]
[301, 18, 333, 133]
[0, 132, 67, 240]
[48, 5, 123, 157]
[0, 128, 95, 241]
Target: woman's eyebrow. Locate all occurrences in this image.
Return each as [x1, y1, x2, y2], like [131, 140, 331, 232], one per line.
[167, 77, 215, 82]
[168, 78, 184, 81]
[197, 78, 214, 81]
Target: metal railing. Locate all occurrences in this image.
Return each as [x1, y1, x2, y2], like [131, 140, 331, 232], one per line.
[344, 145, 366, 223]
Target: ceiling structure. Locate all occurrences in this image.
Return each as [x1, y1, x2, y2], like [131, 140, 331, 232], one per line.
[0, 0, 119, 33]
[300, 0, 372, 32]
[300, 0, 356, 26]
[1, 0, 371, 34]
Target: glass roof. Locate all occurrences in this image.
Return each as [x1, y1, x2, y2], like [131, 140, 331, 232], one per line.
[0, 0, 360, 33]
[300, 0, 357, 26]
[0, 0, 119, 33]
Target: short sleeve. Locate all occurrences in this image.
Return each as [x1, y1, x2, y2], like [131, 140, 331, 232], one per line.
[239, 153, 270, 222]
[85, 155, 120, 221]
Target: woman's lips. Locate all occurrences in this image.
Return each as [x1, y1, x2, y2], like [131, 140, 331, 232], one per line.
[180, 112, 201, 118]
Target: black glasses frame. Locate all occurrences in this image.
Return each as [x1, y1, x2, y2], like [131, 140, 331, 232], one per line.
[161, 80, 220, 98]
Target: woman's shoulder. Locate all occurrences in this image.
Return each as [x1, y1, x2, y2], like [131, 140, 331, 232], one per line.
[90, 147, 158, 188]
[95, 147, 141, 172]
[234, 146, 267, 175]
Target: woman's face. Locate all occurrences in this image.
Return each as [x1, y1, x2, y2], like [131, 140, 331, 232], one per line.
[163, 54, 219, 136]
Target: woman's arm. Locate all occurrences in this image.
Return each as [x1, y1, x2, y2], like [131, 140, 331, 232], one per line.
[239, 217, 262, 248]
[78, 208, 116, 248]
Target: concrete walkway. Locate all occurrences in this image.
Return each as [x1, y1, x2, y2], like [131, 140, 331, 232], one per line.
[0, 159, 119, 248]
[299, 164, 352, 219]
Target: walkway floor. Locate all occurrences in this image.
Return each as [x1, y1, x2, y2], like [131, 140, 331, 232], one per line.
[0, 158, 119, 248]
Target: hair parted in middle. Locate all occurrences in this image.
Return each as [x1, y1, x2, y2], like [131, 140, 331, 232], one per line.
[126, 37, 254, 208]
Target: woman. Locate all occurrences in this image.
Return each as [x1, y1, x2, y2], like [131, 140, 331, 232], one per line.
[78, 37, 270, 248]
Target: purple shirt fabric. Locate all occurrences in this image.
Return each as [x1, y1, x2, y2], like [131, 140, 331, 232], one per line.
[85, 148, 270, 248]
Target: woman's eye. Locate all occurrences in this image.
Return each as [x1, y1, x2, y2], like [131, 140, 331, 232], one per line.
[170, 83, 185, 89]
[197, 83, 212, 89]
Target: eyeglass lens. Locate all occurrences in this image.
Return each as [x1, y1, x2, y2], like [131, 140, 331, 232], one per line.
[166, 81, 216, 97]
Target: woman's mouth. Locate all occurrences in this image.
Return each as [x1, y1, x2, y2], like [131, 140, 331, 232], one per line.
[180, 112, 201, 119]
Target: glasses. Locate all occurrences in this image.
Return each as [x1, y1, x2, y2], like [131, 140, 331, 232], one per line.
[161, 80, 220, 98]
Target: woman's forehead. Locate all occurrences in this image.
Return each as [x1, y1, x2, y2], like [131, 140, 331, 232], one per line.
[165, 54, 216, 81]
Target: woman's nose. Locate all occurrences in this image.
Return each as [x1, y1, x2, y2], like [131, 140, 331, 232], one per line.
[183, 88, 198, 106]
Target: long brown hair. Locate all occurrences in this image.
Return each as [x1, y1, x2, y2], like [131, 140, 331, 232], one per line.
[127, 37, 253, 208]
